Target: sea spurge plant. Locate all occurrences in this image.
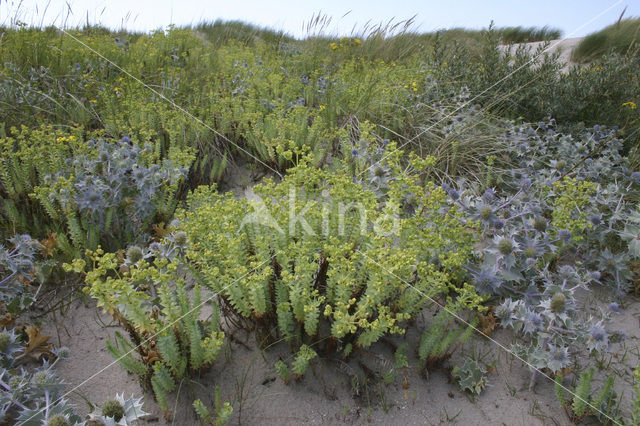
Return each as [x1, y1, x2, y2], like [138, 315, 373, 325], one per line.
[291, 344, 318, 379]
[631, 366, 640, 425]
[0, 126, 86, 235]
[0, 234, 41, 313]
[178, 142, 481, 372]
[547, 177, 596, 242]
[193, 386, 233, 426]
[417, 309, 476, 373]
[66, 232, 225, 418]
[554, 369, 620, 424]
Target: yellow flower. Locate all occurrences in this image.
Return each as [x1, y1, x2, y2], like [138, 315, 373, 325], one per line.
[622, 101, 637, 110]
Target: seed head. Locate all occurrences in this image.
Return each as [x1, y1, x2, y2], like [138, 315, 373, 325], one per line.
[0, 332, 11, 352]
[173, 231, 188, 246]
[589, 214, 602, 226]
[126, 245, 144, 263]
[46, 415, 69, 426]
[524, 246, 537, 259]
[498, 238, 513, 255]
[102, 399, 125, 422]
[34, 371, 49, 385]
[479, 206, 493, 220]
[533, 217, 547, 232]
[550, 292, 566, 313]
[88, 192, 101, 203]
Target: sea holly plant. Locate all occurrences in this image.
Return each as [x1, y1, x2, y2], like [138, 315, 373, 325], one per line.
[177, 139, 483, 376]
[88, 394, 150, 426]
[33, 136, 194, 257]
[0, 328, 149, 425]
[0, 332, 79, 425]
[452, 358, 487, 396]
[444, 121, 640, 384]
[65, 230, 225, 419]
[0, 234, 41, 314]
[449, 180, 608, 382]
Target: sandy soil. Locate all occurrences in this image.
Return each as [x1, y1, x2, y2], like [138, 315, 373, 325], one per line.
[37, 163, 640, 425]
[41, 290, 639, 425]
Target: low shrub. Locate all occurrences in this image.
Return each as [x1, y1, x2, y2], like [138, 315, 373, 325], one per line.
[0, 127, 193, 259]
[177, 139, 483, 368]
[66, 232, 225, 419]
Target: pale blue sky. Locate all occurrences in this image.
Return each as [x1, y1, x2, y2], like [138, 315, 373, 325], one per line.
[1, 0, 638, 38]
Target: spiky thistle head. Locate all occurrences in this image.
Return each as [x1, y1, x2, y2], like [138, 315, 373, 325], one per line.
[497, 237, 514, 255]
[520, 237, 540, 259]
[522, 310, 543, 335]
[90, 394, 149, 425]
[125, 246, 144, 263]
[550, 292, 566, 313]
[547, 344, 570, 372]
[102, 399, 125, 422]
[46, 415, 69, 426]
[0, 331, 12, 352]
[479, 206, 493, 221]
[33, 371, 51, 385]
[173, 231, 188, 246]
[533, 216, 547, 232]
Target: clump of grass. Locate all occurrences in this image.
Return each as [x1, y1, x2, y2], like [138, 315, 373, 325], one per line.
[300, 20, 560, 64]
[301, 13, 425, 63]
[192, 20, 293, 47]
[572, 17, 640, 62]
[412, 25, 561, 52]
[498, 25, 562, 43]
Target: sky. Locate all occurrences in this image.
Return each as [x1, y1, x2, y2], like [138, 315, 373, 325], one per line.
[0, 0, 638, 39]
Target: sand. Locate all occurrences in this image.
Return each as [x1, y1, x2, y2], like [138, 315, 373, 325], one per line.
[41, 288, 639, 425]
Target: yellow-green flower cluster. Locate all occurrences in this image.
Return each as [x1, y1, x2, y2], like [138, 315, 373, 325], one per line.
[549, 177, 596, 242]
[178, 144, 480, 357]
